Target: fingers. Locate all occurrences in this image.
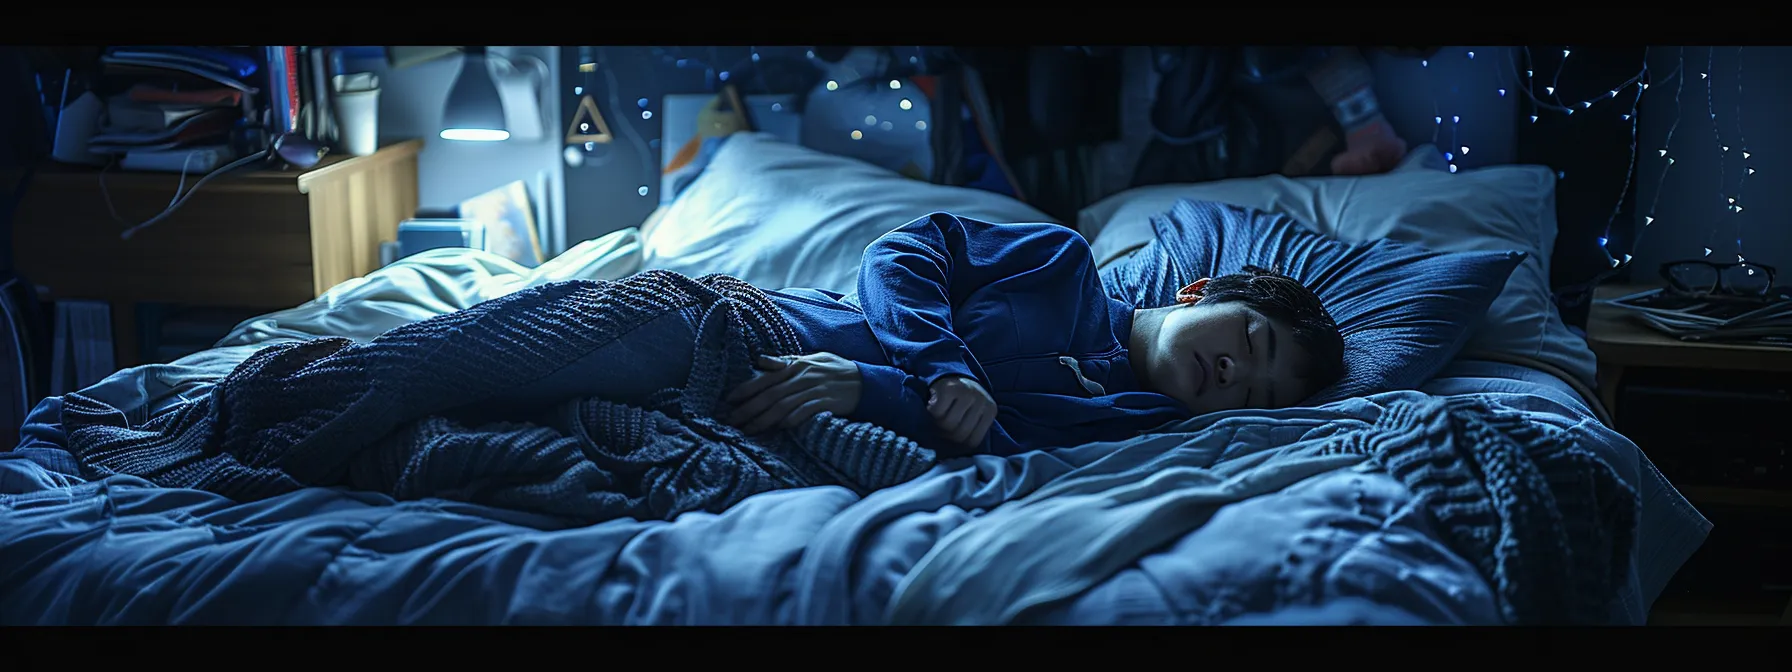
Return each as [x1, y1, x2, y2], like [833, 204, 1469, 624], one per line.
[967, 409, 996, 447]
[777, 400, 828, 430]
[741, 384, 820, 434]
[946, 402, 988, 446]
[726, 356, 797, 406]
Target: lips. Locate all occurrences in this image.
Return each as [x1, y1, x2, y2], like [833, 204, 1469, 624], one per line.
[1190, 350, 1211, 397]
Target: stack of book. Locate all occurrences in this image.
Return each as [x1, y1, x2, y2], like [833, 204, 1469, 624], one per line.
[1602, 287, 1792, 348]
[90, 46, 261, 171]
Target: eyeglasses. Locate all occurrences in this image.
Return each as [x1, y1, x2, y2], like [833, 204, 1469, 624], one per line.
[1660, 260, 1777, 297]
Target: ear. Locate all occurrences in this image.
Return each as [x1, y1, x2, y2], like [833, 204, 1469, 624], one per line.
[1174, 278, 1211, 305]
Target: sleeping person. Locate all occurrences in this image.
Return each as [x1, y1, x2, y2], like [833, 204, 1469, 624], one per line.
[721, 213, 1347, 456]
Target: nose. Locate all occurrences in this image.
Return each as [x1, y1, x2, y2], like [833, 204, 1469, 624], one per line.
[1215, 355, 1240, 387]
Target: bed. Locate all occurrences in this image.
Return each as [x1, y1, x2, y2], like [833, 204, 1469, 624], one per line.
[1, 63, 1710, 626]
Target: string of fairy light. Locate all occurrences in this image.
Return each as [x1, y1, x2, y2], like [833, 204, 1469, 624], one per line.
[1429, 46, 1753, 268]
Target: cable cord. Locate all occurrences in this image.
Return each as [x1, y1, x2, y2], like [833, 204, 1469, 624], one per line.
[100, 149, 270, 241]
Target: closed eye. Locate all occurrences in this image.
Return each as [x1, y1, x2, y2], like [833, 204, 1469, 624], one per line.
[1242, 320, 1254, 406]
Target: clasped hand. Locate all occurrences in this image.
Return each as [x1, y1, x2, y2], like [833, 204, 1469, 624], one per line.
[725, 353, 862, 434]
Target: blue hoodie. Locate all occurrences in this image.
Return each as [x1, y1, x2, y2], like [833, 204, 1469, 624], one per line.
[768, 213, 1189, 457]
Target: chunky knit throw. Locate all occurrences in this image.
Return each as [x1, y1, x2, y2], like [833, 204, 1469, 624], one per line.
[60, 271, 938, 522]
[1363, 396, 1638, 625]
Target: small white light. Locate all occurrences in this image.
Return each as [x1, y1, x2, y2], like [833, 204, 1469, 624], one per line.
[1735, 205, 1745, 213]
[638, 186, 650, 196]
[1445, 152, 1454, 161]
[642, 110, 652, 120]
[580, 123, 590, 132]
[865, 115, 878, 125]
[584, 141, 594, 151]
[1723, 146, 1730, 152]
[1668, 157, 1676, 165]
[1449, 164, 1458, 173]
[916, 120, 927, 130]
[1641, 83, 1649, 90]
[806, 50, 815, 59]
[1622, 114, 1632, 120]
[1700, 72, 1708, 79]
[1659, 149, 1667, 156]
[718, 71, 730, 81]
[574, 86, 583, 95]
[910, 56, 919, 64]
[1743, 151, 1751, 159]
[1452, 115, 1460, 123]
[1563, 49, 1571, 57]
[826, 80, 839, 91]
[1748, 167, 1756, 174]
[1609, 89, 1619, 97]
[1599, 237, 1608, 246]
[889, 80, 902, 89]
[1583, 101, 1593, 108]
[1623, 253, 1633, 264]
[771, 103, 783, 112]
[1703, 247, 1713, 257]
[1738, 254, 1747, 263]
[1460, 145, 1470, 155]
[1530, 115, 1538, 123]
[563, 146, 583, 167]
[752, 53, 761, 62]
[1729, 197, 1736, 204]
[1434, 116, 1442, 125]
[1566, 109, 1574, 115]
[899, 98, 913, 110]
[1611, 258, 1622, 267]
[1645, 216, 1654, 226]
[1526, 69, 1533, 77]
[1467, 51, 1475, 59]
[850, 130, 863, 140]
[1498, 88, 1506, 96]
[1546, 86, 1555, 94]
[1748, 268, 1757, 276]
[1422, 60, 1429, 67]
[440, 128, 510, 142]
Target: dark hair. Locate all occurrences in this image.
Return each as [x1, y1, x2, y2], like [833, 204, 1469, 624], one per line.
[1199, 265, 1344, 399]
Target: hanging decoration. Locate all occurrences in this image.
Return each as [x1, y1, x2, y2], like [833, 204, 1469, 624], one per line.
[565, 94, 613, 145]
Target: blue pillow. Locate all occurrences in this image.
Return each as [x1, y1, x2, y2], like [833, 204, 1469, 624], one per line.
[1101, 199, 1525, 405]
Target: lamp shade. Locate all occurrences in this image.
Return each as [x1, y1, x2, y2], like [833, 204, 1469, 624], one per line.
[440, 48, 509, 142]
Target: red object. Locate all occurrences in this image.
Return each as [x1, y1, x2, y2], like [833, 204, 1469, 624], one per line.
[282, 46, 301, 132]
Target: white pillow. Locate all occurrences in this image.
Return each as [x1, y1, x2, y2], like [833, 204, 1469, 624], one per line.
[1078, 146, 1597, 388]
[641, 132, 1053, 294]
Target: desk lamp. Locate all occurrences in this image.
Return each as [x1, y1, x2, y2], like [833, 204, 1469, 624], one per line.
[440, 46, 509, 142]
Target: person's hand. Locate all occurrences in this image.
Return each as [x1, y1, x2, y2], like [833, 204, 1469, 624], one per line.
[725, 352, 862, 435]
[928, 375, 996, 449]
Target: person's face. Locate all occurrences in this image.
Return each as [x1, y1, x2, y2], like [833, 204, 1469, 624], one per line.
[1146, 298, 1315, 416]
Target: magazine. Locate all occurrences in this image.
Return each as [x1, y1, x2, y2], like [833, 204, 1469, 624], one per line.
[1600, 286, 1792, 347]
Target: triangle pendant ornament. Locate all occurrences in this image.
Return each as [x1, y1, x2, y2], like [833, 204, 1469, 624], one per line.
[565, 94, 614, 145]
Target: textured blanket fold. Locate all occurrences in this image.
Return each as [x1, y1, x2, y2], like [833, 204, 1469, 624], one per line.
[60, 271, 937, 522]
[887, 395, 1635, 625]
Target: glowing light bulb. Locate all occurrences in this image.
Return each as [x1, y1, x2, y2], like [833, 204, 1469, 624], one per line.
[1566, 109, 1574, 115]
[1622, 114, 1632, 120]
[641, 111, 652, 120]
[1748, 167, 1756, 174]
[1452, 115, 1460, 123]
[1422, 60, 1428, 67]
[1641, 83, 1649, 90]
[1623, 253, 1633, 264]
[826, 80, 839, 91]
[1546, 86, 1555, 94]
[1563, 49, 1571, 57]
[1743, 151, 1751, 159]
[1434, 116, 1442, 124]
[1729, 197, 1736, 203]
[1449, 164, 1458, 173]
[1498, 88, 1506, 96]
[1460, 146, 1470, 155]
[899, 98, 913, 110]
[1645, 216, 1654, 226]
[1703, 247, 1713, 257]
[573, 86, 583, 95]
[1735, 206, 1744, 213]
[1609, 89, 1619, 97]
[1599, 237, 1608, 247]
[1748, 268, 1757, 276]
[850, 130, 862, 140]
[1700, 72, 1708, 79]
[1583, 101, 1593, 108]
[1530, 115, 1538, 123]
[889, 80, 902, 89]
[1467, 51, 1475, 59]
[1668, 157, 1676, 165]
[1724, 146, 1730, 152]
[638, 186, 649, 196]
[1659, 149, 1667, 156]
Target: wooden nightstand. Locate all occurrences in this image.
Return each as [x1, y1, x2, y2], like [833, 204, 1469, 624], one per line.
[9, 139, 422, 367]
[1589, 283, 1792, 625]
[1587, 283, 1792, 422]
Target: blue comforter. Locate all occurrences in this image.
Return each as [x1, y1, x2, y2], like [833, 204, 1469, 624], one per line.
[1, 355, 1653, 625]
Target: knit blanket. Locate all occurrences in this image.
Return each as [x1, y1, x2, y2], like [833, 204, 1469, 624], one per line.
[888, 394, 1635, 625]
[58, 271, 938, 523]
[1367, 395, 1637, 625]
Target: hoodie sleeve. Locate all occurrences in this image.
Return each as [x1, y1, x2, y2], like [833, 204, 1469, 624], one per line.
[856, 212, 1090, 389]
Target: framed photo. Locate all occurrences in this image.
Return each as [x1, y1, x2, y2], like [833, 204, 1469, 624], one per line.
[456, 180, 543, 267]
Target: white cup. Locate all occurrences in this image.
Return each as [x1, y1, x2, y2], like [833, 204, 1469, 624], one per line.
[332, 89, 379, 156]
